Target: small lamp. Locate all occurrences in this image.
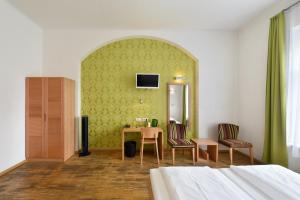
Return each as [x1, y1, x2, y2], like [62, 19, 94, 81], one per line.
[174, 75, 185, 81]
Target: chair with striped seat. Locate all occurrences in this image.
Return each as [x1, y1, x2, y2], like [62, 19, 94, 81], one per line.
[218, 123, 253, 165]
[167, 122, 195, 165]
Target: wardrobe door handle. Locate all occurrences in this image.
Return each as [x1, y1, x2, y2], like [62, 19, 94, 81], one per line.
[44, 113, 46, 121]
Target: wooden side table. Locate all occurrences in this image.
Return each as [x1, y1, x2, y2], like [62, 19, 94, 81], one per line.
[191, 138, 218, 162]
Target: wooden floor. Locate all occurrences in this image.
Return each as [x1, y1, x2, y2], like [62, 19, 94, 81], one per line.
[0, 149, 257, 200]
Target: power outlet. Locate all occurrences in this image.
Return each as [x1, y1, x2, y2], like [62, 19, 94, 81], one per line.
[136, 117, 148, 122]
[136, 118, 142, 122]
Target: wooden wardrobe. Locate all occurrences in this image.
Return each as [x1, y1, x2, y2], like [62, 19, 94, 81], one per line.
[25, 77, 75, 161]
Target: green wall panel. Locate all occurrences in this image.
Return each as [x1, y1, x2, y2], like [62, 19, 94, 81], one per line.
[81, 38, 196, 148]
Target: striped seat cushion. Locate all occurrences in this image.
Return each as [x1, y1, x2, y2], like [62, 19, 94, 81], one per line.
[167, 122, 194, 148]
[167, 138, 194, 147]
[219, 139, 253, 148]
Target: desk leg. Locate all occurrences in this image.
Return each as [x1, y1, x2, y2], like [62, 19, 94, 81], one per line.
[158, 132, 164, 160]
[122, 131, 124, 160]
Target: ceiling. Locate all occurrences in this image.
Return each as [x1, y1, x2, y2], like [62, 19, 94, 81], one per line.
[7, 0, 279, 30]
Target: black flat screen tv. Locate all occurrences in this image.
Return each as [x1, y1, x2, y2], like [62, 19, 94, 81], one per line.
[136, 73, 160, 89]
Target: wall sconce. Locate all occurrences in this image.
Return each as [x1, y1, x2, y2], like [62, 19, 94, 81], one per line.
[174, 75, 185, 81]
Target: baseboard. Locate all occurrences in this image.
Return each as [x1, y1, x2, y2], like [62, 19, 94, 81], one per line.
[0, 160, 26, 177]
[88, 147, 121, 151]
[78, 148, 265, 164]
[88, 148, 163, 151]
[219, 149, 264, 164]
[218, 149, 229, 153]
[236, 150, 265, 164]
[26, 158, 64, 162]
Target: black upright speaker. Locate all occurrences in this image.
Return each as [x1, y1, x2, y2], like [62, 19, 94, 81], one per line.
[79, 115, 90, 156]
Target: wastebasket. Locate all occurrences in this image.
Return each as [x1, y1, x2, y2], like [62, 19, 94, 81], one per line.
[125, 141, 136, 157]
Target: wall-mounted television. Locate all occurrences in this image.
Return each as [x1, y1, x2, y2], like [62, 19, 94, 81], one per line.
[136, 73, 160, 89]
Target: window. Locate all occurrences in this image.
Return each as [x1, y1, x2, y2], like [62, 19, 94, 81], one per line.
[286, 8, 300, 157]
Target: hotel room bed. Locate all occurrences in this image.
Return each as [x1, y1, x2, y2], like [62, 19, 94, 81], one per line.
[150, 165, 300, 200]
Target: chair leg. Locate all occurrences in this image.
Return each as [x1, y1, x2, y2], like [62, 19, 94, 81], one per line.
[249, 147, 254, 164]
[155, 140, 160, 165]
[192, 148, 195, 165]
[140, 140, 144, 165]
[172, 148, 175, 165]
[229, 148, 233, 165]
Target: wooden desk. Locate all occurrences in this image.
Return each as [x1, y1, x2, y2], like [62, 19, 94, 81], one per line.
[121, 127, 164, 160]
[191, 138, 218, 162]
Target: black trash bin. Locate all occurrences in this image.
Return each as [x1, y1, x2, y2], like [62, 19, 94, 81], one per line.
[125, 141, 136, 157]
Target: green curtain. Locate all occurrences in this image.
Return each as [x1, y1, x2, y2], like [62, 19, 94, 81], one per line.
[262, 12, 288, 167]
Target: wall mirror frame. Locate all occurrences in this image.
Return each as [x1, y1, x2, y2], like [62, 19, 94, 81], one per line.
[167, 82, 191, 128]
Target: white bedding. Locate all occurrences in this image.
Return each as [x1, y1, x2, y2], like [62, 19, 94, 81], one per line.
[150, 165, 300, 200]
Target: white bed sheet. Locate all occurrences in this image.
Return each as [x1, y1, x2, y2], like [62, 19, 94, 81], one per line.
[150, 168, 170, 200]
[150, 165, 300, 200]
[229, 165, 300, 199]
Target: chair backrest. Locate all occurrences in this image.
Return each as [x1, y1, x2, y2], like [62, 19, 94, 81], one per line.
[141, 127, 159, 139]
[218, 123, 239, 140]
[167, 122, 187, 140]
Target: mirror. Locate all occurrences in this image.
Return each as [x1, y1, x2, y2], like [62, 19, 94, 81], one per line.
[168, 83, 190, 127]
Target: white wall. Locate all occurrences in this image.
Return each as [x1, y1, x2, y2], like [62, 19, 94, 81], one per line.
[42, 29, 239, 147]
[0, 0, 42, 173]
[237, 0, 296, 160]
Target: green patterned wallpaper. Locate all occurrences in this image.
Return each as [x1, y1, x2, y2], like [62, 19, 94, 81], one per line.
[81, 38, 196, 148]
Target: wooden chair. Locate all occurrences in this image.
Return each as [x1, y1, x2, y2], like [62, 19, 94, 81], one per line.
[218, 123, 253, 165]
[167, 122, 195, 165]
[140, 127, 160, 165]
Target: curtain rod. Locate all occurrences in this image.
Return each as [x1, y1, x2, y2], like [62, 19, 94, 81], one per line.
[283, 1, 300, 12]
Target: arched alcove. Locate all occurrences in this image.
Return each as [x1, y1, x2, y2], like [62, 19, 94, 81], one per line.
[81, 37, 198, 148]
